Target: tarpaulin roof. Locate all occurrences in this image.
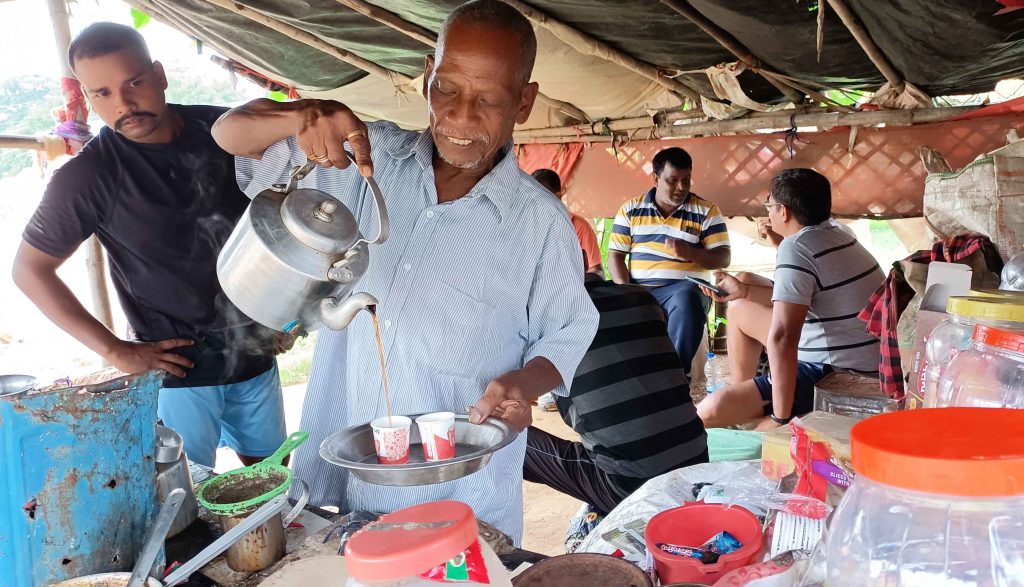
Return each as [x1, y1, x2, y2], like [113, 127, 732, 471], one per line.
[127, 0, 1024, 131]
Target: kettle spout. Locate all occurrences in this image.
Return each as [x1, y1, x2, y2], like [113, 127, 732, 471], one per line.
[318, 292, 379, 330]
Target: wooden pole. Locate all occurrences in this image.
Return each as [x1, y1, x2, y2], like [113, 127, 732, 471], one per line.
[201, 0, 418, 91]
[823, 0, 905, 91]
[513, 105, 977, 144]
[0, 135, 46, 150]
[46, 0, 115, 332]
[330, 0, 591, 123]
[657, 0, 804, 104]
[500, 0, 705, 104]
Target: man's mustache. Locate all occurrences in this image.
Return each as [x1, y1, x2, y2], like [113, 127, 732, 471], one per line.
[115, 111, 156, 130]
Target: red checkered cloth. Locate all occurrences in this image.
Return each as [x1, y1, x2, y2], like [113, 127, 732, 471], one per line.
[858, 235, 1005, 400]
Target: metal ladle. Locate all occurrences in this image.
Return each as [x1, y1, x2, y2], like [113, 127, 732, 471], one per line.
[127, 488, 186, 587]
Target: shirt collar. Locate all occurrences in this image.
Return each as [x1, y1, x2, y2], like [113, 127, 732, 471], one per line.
[644, 188, 697, 213]
[388, 129, 518, 218]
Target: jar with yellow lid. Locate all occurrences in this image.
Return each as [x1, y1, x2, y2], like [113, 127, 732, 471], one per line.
[921, 296, 1024, 407]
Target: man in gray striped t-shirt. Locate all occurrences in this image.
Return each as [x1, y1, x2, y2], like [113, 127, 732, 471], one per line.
[696, 169, 883, 430]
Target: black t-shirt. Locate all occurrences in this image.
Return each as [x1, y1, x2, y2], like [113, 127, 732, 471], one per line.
[23, 104, 274, 388]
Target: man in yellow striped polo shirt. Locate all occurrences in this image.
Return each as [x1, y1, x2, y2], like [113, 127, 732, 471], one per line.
[608, 147, 731, 376]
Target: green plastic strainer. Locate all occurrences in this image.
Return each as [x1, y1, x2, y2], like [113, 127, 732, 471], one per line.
[197, 431, 308, 517]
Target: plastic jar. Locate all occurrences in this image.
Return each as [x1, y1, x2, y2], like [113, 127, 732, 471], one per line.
[822, 408, 1024, 586]
[344, 501, 512, 587]
[921, 296, 1024, 407]
[934, 325, 1024, 408]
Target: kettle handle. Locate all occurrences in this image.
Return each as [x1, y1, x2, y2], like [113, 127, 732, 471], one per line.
[348, 153, 390, 247]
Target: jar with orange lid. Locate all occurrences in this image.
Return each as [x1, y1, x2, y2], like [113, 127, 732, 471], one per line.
[920, 296, 1024, 408]
[344, 501, 512, 587]
[818, 409, 1024, 586]
[934, 324, 1024, 408]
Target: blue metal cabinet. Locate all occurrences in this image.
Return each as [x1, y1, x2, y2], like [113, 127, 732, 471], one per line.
[0, 371, 161, 587]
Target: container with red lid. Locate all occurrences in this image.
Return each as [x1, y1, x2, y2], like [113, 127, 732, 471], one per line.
[344, 500, 511, 586]
[817, 408, 1024, 586]
[934, 324, 1024, 408]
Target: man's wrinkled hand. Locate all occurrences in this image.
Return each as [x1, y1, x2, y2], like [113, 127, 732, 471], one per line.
[273, 332, 298, 355]
[105, 338, 194, 378]
[295, 99, 373, 176]
[469, 370, 534, 431]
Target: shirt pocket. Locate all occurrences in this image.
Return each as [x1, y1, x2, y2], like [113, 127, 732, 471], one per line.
[414, 276, 521, 380]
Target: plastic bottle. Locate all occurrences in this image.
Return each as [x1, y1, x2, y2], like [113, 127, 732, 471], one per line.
[704, 352, 726, 394]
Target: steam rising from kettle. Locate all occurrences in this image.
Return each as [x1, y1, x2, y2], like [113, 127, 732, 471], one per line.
[216, 153, 388, 334]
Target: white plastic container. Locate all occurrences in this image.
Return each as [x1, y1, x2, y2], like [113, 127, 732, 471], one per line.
[935, 325, 1024, 408]
[822, 409, 1024, 586]
[921, 296, 1024, 407]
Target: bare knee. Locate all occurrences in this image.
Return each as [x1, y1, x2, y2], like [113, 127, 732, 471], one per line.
[734, 272, 773, 287]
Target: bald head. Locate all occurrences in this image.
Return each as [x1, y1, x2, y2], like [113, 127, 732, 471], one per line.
[438, 0, 537, 87]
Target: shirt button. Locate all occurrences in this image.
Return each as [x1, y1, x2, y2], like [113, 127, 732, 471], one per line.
[384, 320, 392, 329]
[403, 263, 411, 271]
[425, 210, 434, 218]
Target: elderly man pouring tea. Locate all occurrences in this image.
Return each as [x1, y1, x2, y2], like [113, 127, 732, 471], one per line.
[212, 0, 598, 543]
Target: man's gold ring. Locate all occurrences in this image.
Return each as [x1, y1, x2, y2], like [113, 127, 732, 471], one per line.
[346, 129, 367, 141]
[311, 153, 330, 162]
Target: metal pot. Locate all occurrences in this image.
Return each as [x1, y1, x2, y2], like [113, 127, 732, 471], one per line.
[217, 157, 388, 334]
[155, 425, 198, 538]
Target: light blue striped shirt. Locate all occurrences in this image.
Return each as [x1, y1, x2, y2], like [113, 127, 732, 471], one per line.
[235, 121, 599, 543]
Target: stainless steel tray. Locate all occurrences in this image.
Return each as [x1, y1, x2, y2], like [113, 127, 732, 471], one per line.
[318, 414, 516, 486]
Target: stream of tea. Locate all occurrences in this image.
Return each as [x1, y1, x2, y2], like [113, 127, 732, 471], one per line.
[368, 305, 393, 427]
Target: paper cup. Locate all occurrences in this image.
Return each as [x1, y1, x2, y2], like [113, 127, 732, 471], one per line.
[415, 412, 457, 461]
[371, 416, 412, 465]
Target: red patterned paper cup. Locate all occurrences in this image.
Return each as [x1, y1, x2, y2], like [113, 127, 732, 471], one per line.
[371, 416, 412, 465]
[415, 412, 457, 461]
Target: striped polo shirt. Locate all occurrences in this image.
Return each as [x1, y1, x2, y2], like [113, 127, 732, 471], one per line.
[556, 274, 709, 485]
[772, 222, 884, 373]
[608, 188, 730, 286]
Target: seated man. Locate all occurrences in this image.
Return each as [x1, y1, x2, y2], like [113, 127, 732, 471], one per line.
[607, 147, 731, 377]
[697, 169, 884, 430]
[524, 271, 709, 515]
[531, 168, 603, 275]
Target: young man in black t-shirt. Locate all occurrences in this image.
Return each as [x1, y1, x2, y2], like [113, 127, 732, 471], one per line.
[12, 23, 287, 467]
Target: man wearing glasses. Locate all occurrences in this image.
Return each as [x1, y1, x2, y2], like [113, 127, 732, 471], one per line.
[695, 169, 883, 430]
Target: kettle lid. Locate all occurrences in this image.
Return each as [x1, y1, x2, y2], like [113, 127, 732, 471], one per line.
[281, 188, 359, 254]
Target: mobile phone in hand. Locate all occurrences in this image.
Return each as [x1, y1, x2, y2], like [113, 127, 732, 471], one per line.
[686, 276, 725, 296]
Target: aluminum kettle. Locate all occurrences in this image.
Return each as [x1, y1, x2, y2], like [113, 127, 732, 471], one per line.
[217, 156, 388, 334]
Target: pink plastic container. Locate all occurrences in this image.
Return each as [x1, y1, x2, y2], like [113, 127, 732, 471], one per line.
[644, 502, 763, 584]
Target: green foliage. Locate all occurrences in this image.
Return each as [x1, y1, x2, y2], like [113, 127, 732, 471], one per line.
[163, 63, 252, 106]
[130, 7, 151, 30]
[277, 331, 317, 386]
[0, 76, 63, 178]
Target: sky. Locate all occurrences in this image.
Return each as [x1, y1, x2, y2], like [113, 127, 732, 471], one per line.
[0, 0, 255, 86]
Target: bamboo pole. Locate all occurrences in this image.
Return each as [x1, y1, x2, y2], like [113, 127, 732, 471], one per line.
[823, 0, 905, 91]
[331, 0, 591, 123]
[499, 0, 705, 104]
[657, 0, 804, 105]
[46, 0, 115, 332]
[513, 105, 977, 144]
[201, 0, 418, 91]
[0, 135, 46, 150]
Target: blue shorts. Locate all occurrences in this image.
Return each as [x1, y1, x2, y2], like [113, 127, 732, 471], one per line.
[752, 361, 833, 418]
[157, 363, 287, 467]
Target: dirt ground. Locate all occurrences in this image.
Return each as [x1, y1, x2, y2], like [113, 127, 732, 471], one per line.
[519, 407, 584, 556]
[216, 385, 583, 557]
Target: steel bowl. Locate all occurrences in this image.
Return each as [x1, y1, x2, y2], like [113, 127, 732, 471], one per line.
[0, 374, 37, 397]
[319, 414, 516, 486]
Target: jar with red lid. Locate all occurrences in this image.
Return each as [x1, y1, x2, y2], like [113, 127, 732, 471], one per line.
[934, 324, 1024, 408]
[344, 501, 512, 587]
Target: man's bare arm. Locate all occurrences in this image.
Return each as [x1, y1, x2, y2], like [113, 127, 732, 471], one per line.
[12, 240, 194, 377]
[213, 98, 373, 175]
[608, 250, 631, 284]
